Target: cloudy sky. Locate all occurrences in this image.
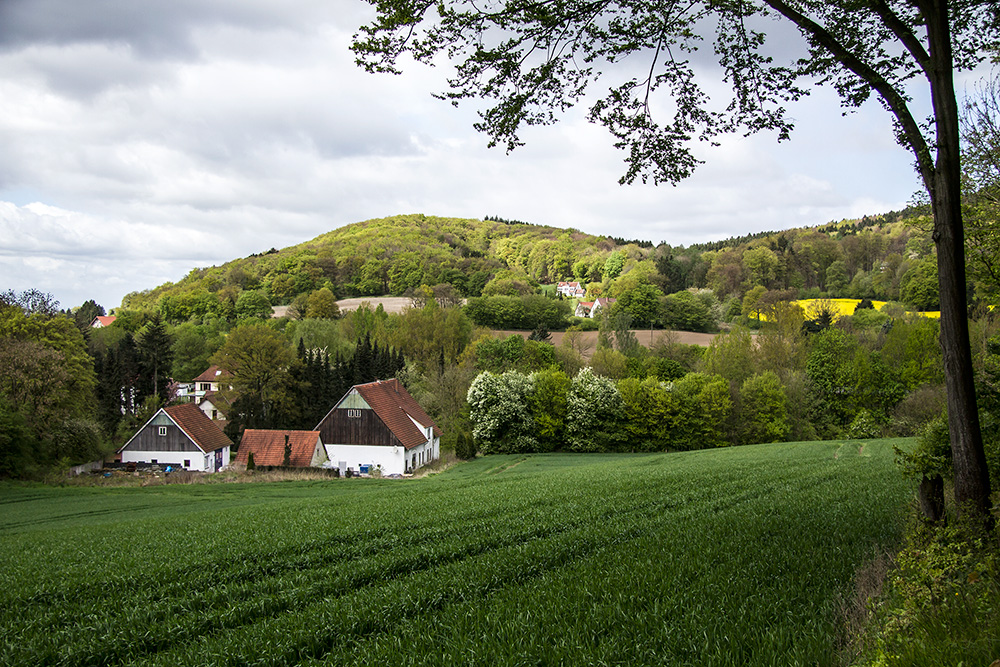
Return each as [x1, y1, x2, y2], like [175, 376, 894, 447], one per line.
[0, 0, 954, 311]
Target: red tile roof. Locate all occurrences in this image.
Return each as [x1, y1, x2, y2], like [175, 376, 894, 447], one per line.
[352, 378, 441, 449]
[92, 315, 117, 327]
[236, 430, 323, 467]
[163, 402, 233, 453]
[192, 365, 230, 383]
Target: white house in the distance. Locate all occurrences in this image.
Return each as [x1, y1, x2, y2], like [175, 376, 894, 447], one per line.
[315, 379, 441, 476]
[90, 315, 116, 328]
[556, 281, 586, 297]
[575, 297, 616, 318]
[175, 365, 230, 423]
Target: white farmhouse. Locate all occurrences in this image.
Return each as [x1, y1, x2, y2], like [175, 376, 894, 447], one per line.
[315, 379, 441, 476]
[118, 402, 232, 472]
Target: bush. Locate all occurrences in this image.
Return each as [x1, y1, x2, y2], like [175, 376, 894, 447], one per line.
[454, 430, 477, 460]
[890, 384, 947, 436]
[845, 409, 884, 439]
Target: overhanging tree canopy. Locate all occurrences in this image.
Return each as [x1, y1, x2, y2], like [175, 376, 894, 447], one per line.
[353, 0, 999, 521]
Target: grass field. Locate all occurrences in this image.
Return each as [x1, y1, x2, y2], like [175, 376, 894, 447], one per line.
[0, 440, 916, 666]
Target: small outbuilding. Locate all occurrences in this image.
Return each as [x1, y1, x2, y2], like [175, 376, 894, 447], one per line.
[119, 402, 232, 472]
[235, 430, 328, 468]
[315, 378, 441, 476]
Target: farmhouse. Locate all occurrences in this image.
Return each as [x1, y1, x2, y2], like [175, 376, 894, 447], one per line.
[316, 378, 441, 475]
[119, 402, 232, 472]
[235, 430, 328, 468]
[556, 281, 586, 297]
[575, 296, 616, 318]
[175, 365, 231, 422]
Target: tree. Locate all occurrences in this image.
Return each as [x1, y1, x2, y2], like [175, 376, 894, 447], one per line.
[466, 370, 538, 453]
[565, 367, 626, 452]
[210, 323, 297, 433]
[960, 73, 1000, 305]
[660, 290, 714, 332]
[306, 287, 341, 319]
[235, 290, 272, 320]
[353, 0, 999, 521]
[529, 368, 571, 451]
[739, 371, 790, 445]
[135, 313, 173, 402]
[73, 299, 105, 331]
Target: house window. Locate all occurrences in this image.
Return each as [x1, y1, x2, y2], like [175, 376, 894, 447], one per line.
[158, 426, 167, 436]
[199, 383, 211, 391]
[347, 408, 361, 418]
[211, 410, 218, 419]
[151, 459, 157, 464]
[184, 459, 190, 467]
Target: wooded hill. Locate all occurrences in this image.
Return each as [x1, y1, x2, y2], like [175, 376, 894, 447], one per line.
[117, 206, 995, 323]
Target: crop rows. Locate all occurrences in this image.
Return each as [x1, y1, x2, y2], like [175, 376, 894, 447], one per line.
[0, 440, 914, 666]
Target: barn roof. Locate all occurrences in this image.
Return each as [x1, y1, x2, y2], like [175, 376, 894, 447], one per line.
[236, 430, 322, 467]
[164, 403, 233, 453]
[118, 402, 232, 454]
[352, 378, 441, 449]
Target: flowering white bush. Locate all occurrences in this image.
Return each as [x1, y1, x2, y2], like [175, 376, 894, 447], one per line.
[467, 370, 538, 453]
[565, 367, 625, 452]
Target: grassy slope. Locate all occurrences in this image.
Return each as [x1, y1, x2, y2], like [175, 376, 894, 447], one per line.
[0, 440, 915, 666]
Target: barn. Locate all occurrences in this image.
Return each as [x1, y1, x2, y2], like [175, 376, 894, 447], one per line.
[315, 379, 441, 476]
[119, 402, 232, 472]
[235, 430, 328, 468]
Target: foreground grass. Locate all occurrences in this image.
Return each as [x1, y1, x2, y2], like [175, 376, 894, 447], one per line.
[0, 440, 914, 666]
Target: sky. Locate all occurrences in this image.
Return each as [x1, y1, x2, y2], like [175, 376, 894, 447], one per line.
[0, 0, 961, 311]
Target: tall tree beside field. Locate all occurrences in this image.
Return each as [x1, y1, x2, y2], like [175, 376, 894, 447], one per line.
[211, 323, 298, 435]
[565, 368, 625, 452]
[353, 0, 998, 520]
[528, 368, 571, 452]
[135, 313, 173, 403]
[739, 372, 790, 445]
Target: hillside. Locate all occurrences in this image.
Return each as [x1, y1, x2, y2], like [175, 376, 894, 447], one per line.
[112, 204, 974, 323]
[120, 214, 629, 314]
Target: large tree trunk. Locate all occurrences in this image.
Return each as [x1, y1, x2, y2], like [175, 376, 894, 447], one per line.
[925, 0, 993, 525]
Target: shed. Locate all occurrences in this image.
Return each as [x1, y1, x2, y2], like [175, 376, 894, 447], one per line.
[235, 430, 328, 468]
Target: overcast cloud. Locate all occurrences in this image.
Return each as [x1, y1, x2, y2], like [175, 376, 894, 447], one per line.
[0, 0, 946, 310]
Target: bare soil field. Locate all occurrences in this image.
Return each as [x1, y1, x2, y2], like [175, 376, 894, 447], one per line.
[335, 297, 413, 314]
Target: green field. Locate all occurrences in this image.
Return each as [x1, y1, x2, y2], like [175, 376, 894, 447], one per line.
[0, 440, 915, 666]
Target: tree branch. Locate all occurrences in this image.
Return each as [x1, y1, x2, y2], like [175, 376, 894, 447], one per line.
[760, 0, 935, 193]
